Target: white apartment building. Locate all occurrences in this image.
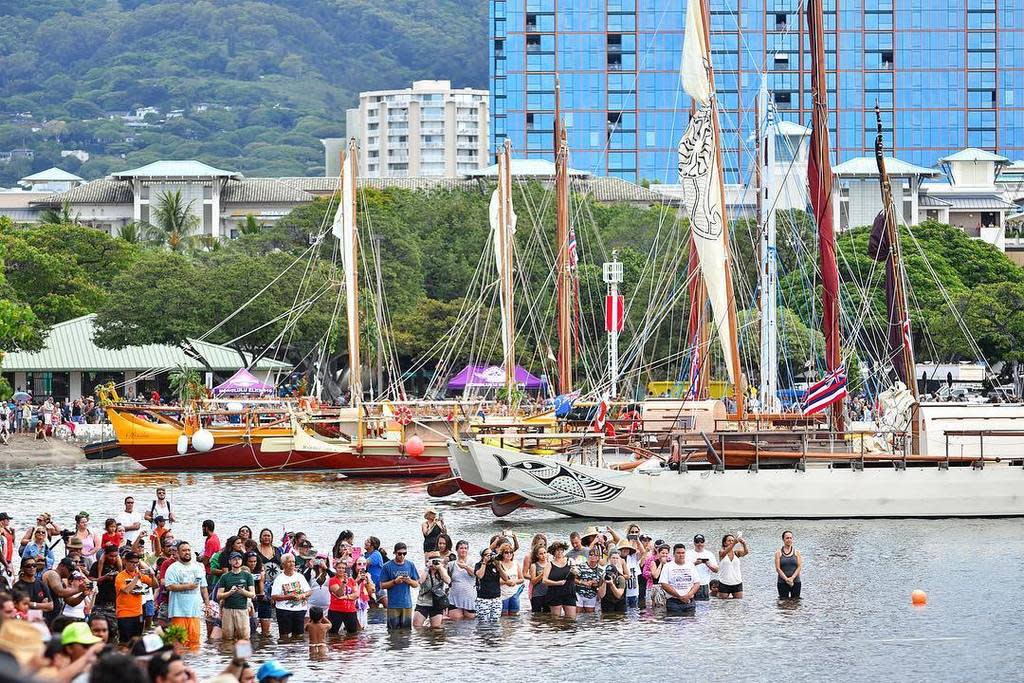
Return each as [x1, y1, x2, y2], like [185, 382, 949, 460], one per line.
[345, 80, 489, 178]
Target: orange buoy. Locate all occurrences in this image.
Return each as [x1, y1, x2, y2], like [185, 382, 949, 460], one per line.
[911, 589, 927, 606]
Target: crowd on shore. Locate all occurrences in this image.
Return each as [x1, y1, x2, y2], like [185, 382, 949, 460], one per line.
[0, 487, 804, 681]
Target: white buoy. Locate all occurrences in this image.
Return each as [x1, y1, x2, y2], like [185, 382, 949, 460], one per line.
[176, 434, 189, 455]
[192, 428, 215, 453]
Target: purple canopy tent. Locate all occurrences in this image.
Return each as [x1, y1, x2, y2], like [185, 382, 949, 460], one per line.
[446, 364, 546, 391]
[213, 368, 275, 395]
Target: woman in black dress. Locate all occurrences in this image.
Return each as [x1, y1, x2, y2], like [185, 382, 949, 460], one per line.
[541, 541, 577, 619]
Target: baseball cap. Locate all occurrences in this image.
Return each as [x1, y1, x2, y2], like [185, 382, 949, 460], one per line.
[124, 552, 141, 561]
[66, 537, 84, 550]
[130, 632, 171, 657]
[694, 534, 706, 543]
[154, 515, 166, 523]
[60, 622, 102, 647]
[0, 512, 11, 521]
[229, 552, 243, 561]
[256, 660, 293, 681]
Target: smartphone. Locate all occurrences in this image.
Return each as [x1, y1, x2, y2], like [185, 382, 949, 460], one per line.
[235, 640, 252, 659]
[627, 534, 639, 541]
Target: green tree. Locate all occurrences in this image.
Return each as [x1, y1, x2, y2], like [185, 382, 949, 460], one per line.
[146, 190, 200, 252]
[38, 201, 79, 225]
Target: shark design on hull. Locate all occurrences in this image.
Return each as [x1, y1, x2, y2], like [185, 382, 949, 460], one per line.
[494, 454, 624, 504]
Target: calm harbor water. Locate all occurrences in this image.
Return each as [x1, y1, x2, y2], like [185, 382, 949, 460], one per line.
[2, 460, 1021, 681]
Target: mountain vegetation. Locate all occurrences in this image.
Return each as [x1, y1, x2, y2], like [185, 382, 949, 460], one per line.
[0, 0, 487, 186]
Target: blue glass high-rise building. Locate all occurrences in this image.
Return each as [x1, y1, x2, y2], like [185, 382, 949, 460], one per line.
[490, 0, 1023, 184]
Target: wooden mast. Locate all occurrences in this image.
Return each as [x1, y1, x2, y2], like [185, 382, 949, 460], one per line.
[499, 139, 516, 397]
[698, 0, 744, 416]
[873, 107, 917, 398]
[807, 0, 844, 431]
[346, 137, 362, 408]
[555, 77, 573, 395]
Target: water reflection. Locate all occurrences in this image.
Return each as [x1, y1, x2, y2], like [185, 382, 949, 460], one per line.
[0, 462, 1021, 680]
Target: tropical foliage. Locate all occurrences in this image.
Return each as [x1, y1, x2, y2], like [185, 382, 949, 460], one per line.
[3, 189, 1024, 399]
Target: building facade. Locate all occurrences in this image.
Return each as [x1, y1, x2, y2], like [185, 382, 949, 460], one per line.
[346, 80, 490, 178]
[490, 0, 1024, 184]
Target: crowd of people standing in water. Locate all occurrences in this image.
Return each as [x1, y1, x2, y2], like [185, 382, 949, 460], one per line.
[0, 488, 804, 681]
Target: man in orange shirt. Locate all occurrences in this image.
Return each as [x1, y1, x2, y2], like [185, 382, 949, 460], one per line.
[115, 552, 158, 642]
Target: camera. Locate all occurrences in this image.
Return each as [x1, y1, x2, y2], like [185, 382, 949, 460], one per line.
[604, 565, 618, 580]
[431, 558, 442, 566]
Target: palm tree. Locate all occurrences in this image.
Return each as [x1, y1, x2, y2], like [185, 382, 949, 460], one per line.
[241, 214, 264, 235]
[168, 364, 205, 406]
[39, 200, 80, 225]
[117, 222, 144, 244]
[147, 190, 200, 252]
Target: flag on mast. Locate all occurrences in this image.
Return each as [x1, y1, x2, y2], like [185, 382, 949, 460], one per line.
[678, 0, 735, 383]
[802, 366, 848, 415]
[331, 152, 360, 402]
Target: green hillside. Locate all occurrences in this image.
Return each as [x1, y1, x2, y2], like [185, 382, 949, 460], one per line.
[0, 0, 487, 186]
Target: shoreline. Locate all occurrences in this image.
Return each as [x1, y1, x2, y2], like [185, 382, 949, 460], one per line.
[0, 433, 89, 467]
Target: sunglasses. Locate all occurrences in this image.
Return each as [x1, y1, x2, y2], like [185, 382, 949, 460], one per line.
[395, 551, 407, 556]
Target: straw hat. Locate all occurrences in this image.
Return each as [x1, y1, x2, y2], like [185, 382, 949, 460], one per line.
[0, 620, 45, 667]
[580, 525, 602, 545]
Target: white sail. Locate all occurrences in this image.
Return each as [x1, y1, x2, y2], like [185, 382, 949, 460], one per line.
[489, 181, 517, 385]
[332, 153, 360, 402]
[678, 0, 735, 383]
[681, 0, 711, 103]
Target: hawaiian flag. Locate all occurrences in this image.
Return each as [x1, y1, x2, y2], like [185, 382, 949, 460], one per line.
[568, 225, 578, 269]
[593, 395, 609, 432]
[802, 366, 848, 415]
[902, 318, 912, 354]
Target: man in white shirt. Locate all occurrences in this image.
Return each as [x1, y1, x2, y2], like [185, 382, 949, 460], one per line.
[689, 534, 718, 601]
[144, 487, 175, 529]
[116, 496, 144, 541]
[659, 543, 700, 614]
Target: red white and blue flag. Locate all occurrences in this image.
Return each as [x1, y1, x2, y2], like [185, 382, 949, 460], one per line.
[801, 366, 848, 415]
[567, 225, 578, 269]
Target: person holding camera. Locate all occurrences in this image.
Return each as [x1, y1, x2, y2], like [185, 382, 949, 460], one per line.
[219, 552, 256, 641]
[473, 547, 502, 623]
[414, 551, 450, 628]
[599, 554, 627, 614]
[61, 569, 94, 621]
[717, 533, 748, 599]
[574, 548, 603, 613]
[541, 541, 577, 619]
[690, 534, 718, 601]
[660, 544, 700, 614]
[421, 508, 446, 552]
[642, 543, 671, 607]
